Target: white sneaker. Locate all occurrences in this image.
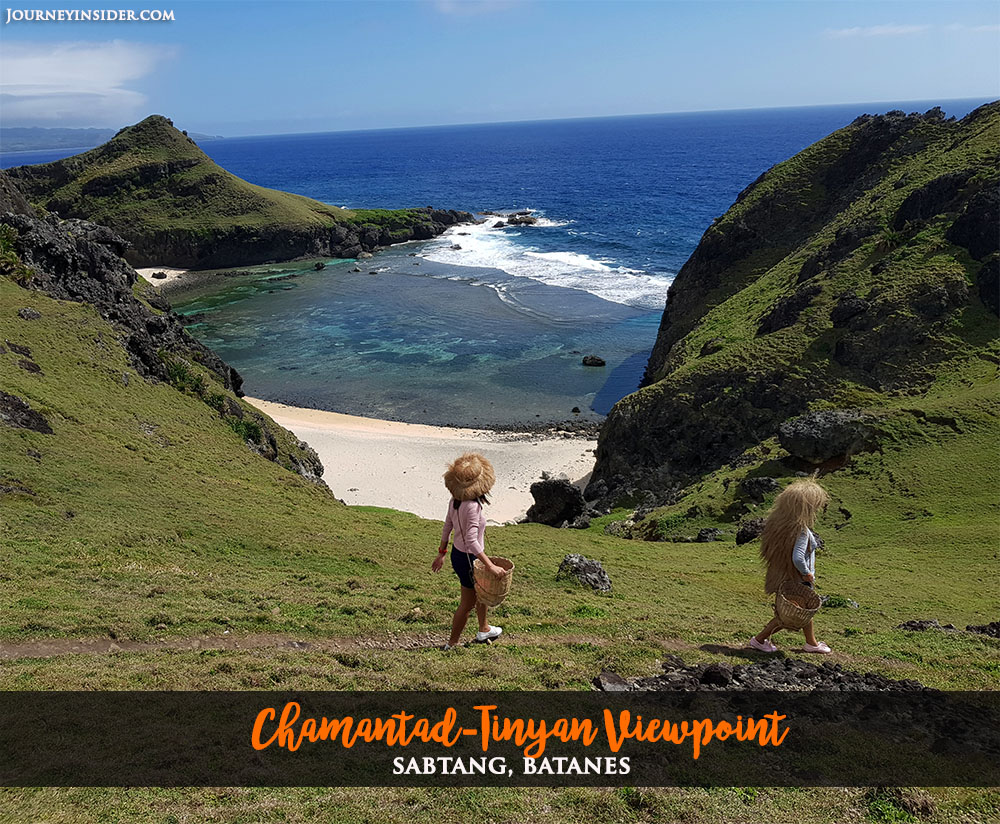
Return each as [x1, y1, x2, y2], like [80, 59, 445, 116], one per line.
[475, 625, 503, 643]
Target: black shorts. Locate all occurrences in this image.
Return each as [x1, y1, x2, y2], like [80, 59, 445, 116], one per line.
[451, 547, 476, 590]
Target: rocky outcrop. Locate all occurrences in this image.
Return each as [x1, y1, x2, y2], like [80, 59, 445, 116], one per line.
[526, 477, 586, 527]
[123, 207, 474, 269]
[594, 654, 927, 692]
[557, 554, 612, 592]
[2, 208, 240, 392]
[778, 410, 880, 463]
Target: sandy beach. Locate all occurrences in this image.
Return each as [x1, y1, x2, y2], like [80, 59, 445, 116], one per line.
[247, 398, 596, 523]
[136, 266, 189, 287]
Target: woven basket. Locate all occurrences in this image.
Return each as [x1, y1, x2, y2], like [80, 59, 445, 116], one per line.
[774, 580, 821, 629]
[473, 556, 514, 607]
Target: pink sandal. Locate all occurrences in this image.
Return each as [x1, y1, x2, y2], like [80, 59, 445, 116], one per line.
[802, 641, 832, 654]
[748, 636, 778, 653]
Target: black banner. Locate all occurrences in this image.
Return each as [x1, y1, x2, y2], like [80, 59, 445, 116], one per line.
[0, 691, 997, 786]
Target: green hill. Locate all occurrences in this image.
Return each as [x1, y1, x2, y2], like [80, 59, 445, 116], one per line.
[590, 104, 999, 511]
[5, 115, 472, 268]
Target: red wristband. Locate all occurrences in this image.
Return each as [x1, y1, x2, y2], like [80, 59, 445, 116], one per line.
[437, 548, 447, 555]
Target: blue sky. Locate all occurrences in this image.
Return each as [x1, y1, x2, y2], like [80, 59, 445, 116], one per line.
[1, 0, 997, 135]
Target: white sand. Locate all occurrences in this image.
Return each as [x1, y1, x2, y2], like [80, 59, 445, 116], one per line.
[136, 266, 188, 287]
[247, 398, 596, 524]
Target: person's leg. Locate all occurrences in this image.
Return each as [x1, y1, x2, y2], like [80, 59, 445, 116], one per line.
[803, 619, 818, 647]
[755, 617, 783, 643]
[448, 587, 477, 647]
[476, 599, 489, 634]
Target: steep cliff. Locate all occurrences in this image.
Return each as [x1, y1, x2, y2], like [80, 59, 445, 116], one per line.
[589, 103, 999, 505]
[6, 115, 473, 269]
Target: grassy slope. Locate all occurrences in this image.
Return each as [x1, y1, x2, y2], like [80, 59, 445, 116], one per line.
[2, 271, 999, 821]
[5, 115, 430, 236]
[2, 109, 998, 822]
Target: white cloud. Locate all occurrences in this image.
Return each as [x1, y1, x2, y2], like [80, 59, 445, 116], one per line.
[945, 23, 1000, 33]
[0, 40, 176, 127]
[826, 24, 931, 38]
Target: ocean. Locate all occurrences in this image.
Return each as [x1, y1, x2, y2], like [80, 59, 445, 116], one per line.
[3, 99, 988, 426]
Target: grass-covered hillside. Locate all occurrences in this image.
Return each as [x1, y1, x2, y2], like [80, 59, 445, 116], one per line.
[6, 115, 472, 268]
[591, 103, 999, 505]
[0, 117, 997, 822]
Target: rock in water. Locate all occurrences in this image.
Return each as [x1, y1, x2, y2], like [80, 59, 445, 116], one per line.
[582, 355, 606, 367]
[526, 478, 586, 526]
[557, 554, 612, 592]
[778, 409, 879, 463]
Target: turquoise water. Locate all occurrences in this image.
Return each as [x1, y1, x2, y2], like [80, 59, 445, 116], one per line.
[175, 246, 657, 425]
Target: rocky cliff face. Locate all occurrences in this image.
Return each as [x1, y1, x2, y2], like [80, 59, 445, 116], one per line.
[7, 115, 474, 269]
[124, 206, 474, 269]
[0, 169, 325, 483]
[589, 103, 999, 505]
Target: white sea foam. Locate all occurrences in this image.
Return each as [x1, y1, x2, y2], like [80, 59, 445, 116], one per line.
[421, 218, 670, 309]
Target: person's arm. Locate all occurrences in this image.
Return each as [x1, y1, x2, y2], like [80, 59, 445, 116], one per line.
[432, 504, 453, 572]
[791, 529, 813, 581]
[465, 502, 504, 578]
[440, 503, 453, 553]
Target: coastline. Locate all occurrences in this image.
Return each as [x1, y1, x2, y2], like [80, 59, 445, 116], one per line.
[247, 398, 596, 524]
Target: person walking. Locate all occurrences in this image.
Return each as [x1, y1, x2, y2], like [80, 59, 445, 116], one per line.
[432, 453, 506, 650]
[749, 478, 832, 654]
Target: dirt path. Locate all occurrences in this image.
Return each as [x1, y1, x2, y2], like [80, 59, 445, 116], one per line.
[0, 631, 448, 661]
[0, 631, 627, 662]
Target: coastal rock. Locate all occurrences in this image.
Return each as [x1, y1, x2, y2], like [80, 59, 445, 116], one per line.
[582, 355, 606, 367]
[314, 262, 325, 271]
[778, 409, 879, 463]
[151, 271, 167, 280]
[695, 527, 724, 543]
[493, 221, 506, 228]
[526, 478, 586, 526]
[735, 517, 766, 545]
[557, 554, 612, 592]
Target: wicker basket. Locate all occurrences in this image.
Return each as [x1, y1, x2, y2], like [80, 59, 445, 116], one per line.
[473, 556, 514, 607]
[774, 580, 821, 629]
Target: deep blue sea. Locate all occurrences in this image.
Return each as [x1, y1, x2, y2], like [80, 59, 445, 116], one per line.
[3, 99, 988, 425]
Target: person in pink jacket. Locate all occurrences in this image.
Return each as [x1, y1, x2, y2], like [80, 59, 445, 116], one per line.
[432, 453, 506, 650]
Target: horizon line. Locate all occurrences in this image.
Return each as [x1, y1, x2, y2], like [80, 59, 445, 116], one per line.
[1, 95, 995, 149]
[195, 94, 999, 141]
